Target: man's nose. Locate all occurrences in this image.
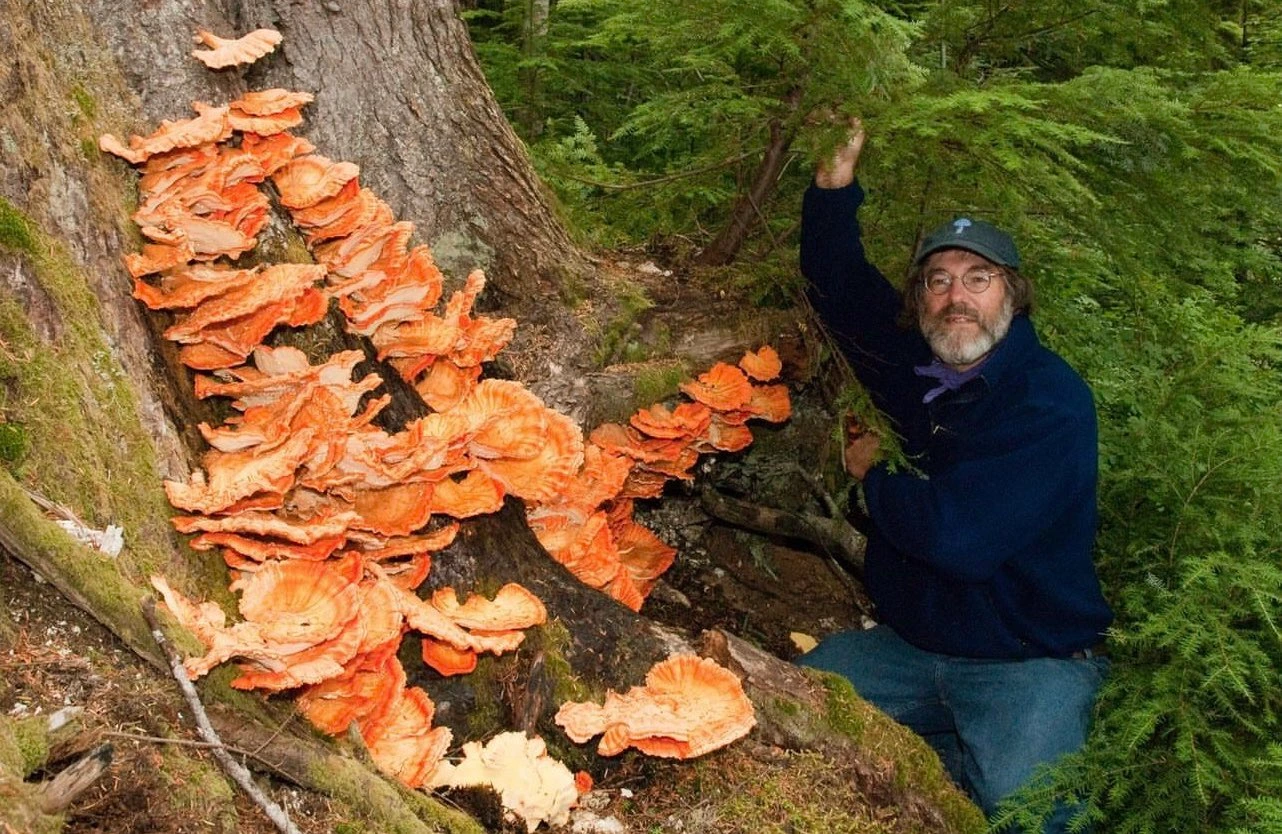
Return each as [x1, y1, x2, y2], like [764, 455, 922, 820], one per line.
[945, 275, 970, 302]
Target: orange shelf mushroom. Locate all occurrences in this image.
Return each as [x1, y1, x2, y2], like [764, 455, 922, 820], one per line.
[192, 28, 283, 69]
[555, 655, 756, 759]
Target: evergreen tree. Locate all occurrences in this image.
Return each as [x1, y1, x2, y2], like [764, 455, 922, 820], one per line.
[467, 2, 1282, 830]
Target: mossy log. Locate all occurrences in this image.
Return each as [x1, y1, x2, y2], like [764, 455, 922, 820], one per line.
[699, 629, 987, 834]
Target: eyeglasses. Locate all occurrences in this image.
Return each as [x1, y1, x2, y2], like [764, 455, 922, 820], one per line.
[923, 268, 1001, 295]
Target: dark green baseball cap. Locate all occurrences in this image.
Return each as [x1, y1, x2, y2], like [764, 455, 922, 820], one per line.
[914, 217, 1020, 270]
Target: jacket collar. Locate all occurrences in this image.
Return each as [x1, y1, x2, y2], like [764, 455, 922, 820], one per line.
[975, 314, 1038, 389]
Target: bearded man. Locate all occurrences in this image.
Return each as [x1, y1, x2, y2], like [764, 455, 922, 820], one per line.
[797, 122, 1112, 834]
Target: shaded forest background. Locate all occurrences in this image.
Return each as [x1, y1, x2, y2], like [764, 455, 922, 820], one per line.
[462, 1, 1282, 832]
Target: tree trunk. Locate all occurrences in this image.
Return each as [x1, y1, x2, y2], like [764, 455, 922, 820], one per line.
[518, 0, 552, 137]
[694, 89, 801, 267]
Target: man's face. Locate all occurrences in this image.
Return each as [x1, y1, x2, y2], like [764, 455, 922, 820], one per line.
[918, 248, 1014, 370]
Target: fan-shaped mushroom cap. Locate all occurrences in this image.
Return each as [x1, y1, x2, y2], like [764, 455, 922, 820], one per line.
[350, 482, 435, 537]
[610, 516, 677, 598]
[530, 444, 633, 525]
[192, 28, 283, 69]
[738, 345, 782, 381]
[319, 221, 416, 280]
[228, 619, 366, 692]
[273, 155, 361, 209]
[172, 506, 358, 544]
[429, 469, 505, 519]
[234, 557, 361, 647]
[530, 511, 621, 590]
[680, 362, 753, 412]
[99, 103, 231, 164]
[420, 637, 478, 677]
[473, 405, 585, 502]
[629, 401, 712, 441]
[554, 655, 756, 759]
[740, 383, 792, 423]
[431, 583, 547, 631]
[190, 530, 346, 563]
[413, 360, 482, 413]
[362, 686, 453, 788]
[150, 575, 275, 679]
[603, 569, 644, 612]
[164, 428, 315, 514]
[240, 132, 316, 175]
[163, 264, 326, 343]
[298, 187, 391, 244]
[133, 265, 258, 311]
[230, 88, 314, 117]
[297, 643, 405, 735]
[354, 577, 407, 653]
[123, 240, 196, 278]
[695, 415, 755, 453]
[427, 732, 579, 833]
[616, 467, 669, 501]
[352, 523, 460, 560]
[453, 316, 518, 368]
[177, 341, 249, 372]
[227, 107, 305, 136]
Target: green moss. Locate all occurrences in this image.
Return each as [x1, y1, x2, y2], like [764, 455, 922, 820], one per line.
[593, 282, 655, 367]
[0, 422, 28, 468]
[820, 674, 987, 834]
[161, 745, 238, 833]
[631, 362, 686, 409]
[0, 716, 51, 778]
[70, 84, 97, 120]
[464, 657, 504, 739]
[771, 697, 801, 717]
[308, 755, 485, 834]
[0, 468, 163, 660]
[0, 198, 37, 254]
[0, 213, 193, 592]
[629, 749, 900, 834]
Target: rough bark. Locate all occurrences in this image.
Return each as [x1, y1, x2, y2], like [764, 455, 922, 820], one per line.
[83, 0, 596, 411]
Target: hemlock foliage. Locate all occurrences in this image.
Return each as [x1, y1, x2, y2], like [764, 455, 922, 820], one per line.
[466, 1, 1282, 831]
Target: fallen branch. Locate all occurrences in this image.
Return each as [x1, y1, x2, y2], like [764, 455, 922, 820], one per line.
[699, 487, 865, 575]
[141, 598, 303, 834]
[37, 743, 113, 814]
[104, 731, 280, 768]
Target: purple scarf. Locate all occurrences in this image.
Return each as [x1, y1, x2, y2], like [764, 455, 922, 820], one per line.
[914, 358, 988, 404]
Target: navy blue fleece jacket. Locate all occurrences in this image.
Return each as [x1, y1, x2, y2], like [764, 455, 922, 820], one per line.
[801, 181, 1112, 659]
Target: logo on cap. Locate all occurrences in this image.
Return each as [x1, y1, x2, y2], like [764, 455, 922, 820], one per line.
[953, 218, 972, 235]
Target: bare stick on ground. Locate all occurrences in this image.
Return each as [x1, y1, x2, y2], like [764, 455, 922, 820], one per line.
[141, 598, 303, 834]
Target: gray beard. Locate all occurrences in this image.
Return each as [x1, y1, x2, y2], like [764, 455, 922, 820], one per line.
[919, 295, 1014, 367]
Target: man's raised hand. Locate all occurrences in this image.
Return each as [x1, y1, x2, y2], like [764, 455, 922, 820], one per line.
[815, 117, 865, 190]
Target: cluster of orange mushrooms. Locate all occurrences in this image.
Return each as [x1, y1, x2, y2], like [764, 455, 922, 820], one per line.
[100, 27, 781, 830]
[529, 348, 789, 611]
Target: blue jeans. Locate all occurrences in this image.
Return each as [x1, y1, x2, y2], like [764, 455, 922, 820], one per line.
[799, 625, 1107, 832]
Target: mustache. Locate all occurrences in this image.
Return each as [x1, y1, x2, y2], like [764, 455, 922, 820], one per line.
[934, 302, 980, 320]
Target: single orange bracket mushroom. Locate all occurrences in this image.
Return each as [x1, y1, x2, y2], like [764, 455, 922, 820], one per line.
[192, 28, 283, 70]
[554, 655, 756, 759]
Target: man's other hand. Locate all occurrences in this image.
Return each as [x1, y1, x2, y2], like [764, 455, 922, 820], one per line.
[844, 429, 881, 480]
[815, 117, 865, 190]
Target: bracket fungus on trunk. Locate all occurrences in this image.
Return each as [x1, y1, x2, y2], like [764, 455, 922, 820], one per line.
[555, 655, 757, 759]
[107, 24, 790, 830]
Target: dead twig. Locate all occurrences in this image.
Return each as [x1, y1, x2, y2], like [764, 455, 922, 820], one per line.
[699, 487, 865, 582]
[103, 731, 285, 770]
[141, 598, 302, 834]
